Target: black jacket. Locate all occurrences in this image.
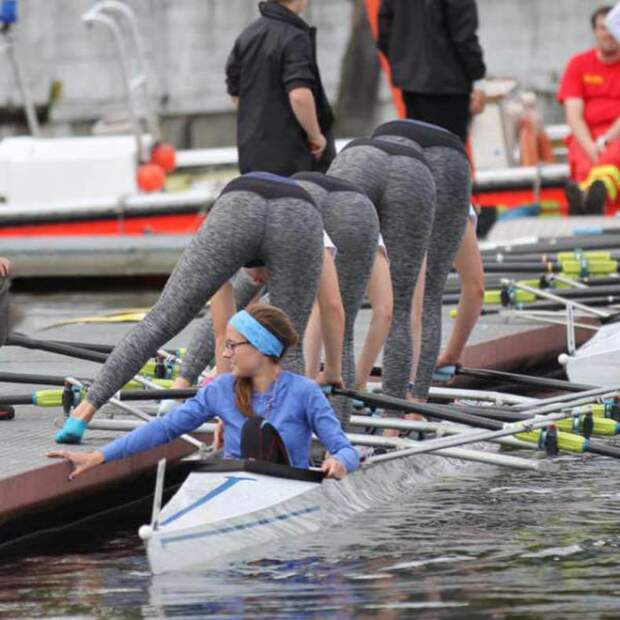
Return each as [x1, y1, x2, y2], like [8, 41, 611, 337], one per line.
[225, 2, 335, 176]
[377, 0, 486, 95]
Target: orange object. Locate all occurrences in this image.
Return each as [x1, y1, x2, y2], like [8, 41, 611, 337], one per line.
[150, 143, 177, 173]
[519, 117, 555, 166]
[137, 163, 165, 192]
[363, 0, 406, 119]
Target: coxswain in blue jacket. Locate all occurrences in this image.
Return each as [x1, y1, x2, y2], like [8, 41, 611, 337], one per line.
[48, 303, 359, 480]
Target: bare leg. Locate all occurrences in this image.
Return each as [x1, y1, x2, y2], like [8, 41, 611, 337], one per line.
[409, 255, 427, 382]
[437, 219, 484, 367]
[210, 282, 237, 374]
[304, 301, 323, 379]
[403, 255, 428, 416]
[355, 250, 393, 389]
[316, 249, 345, 385]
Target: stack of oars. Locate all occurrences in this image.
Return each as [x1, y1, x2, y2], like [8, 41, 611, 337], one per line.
[4, 333, 620, 472]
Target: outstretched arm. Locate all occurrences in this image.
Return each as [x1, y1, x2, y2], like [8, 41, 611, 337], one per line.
[49, 388, 215, 479]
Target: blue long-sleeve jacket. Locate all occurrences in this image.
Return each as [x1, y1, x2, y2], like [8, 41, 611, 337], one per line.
[101, 372, 359, 472]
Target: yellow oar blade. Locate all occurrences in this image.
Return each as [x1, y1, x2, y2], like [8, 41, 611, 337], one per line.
[47, 308, 153, 327]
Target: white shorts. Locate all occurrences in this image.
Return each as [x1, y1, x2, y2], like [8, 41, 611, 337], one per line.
[323, 230, 337, 258]
[377, 233, 389, 261]
[468, 204, 478, 229]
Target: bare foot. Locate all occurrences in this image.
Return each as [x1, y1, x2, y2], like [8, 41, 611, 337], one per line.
[383, 427, 400, 438]
[405, 391, 426, 421]
[405, 411, 425, 422]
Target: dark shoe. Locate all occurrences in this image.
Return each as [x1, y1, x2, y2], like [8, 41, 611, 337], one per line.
[584, 180, 607, 215]
[564, 181, 585, 215]
[0, 406, 15, 421]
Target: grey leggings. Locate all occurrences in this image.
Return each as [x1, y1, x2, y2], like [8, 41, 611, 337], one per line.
[328, 139, 436, 406]
[87, 177, 323, 409]
[294, 172, 379, 427]
[373, 120, 471, 399]
[179, 269, 264, 384]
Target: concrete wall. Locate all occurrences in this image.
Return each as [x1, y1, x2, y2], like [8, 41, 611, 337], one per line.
[0, 0, 609, 142]
[0, 1, 350, 123]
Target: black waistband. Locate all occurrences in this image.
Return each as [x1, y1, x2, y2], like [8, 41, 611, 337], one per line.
[293, 171, 367, 196]
[221, 174, 315, 205]
[373, 120, 466, 155]
[341, 137, 429, 167]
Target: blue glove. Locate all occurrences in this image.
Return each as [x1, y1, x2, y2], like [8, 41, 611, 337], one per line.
[55, 417, 87, 444]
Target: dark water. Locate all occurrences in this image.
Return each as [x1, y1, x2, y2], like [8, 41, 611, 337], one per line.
[1, 452, 619, 620]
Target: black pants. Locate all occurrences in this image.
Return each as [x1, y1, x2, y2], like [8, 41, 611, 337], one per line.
[240, 416, 290, 465]
[402, 92, 470, 144]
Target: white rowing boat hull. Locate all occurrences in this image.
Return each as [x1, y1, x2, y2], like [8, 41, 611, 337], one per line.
[564, 322, 620, 386]
[143, 452, 471, 574]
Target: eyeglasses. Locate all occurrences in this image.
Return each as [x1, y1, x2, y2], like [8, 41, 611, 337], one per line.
[223, 339, 250, 353]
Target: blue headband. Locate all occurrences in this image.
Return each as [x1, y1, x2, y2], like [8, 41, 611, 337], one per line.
[229, 310, 284, 358]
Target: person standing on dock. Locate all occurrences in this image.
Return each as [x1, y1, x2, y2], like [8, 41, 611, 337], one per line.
[225, 0, 335, 176]
[377, 0, 486, 143]
[559, 5, 620, 215]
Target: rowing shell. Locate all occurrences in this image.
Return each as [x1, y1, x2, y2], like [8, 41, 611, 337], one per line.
[561, 320, 620, 386]
[140, 449, 490, 574]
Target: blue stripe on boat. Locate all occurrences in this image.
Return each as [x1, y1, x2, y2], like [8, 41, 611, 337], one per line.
[159, 505, 321, 548]
[160, 475, 257, 527]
